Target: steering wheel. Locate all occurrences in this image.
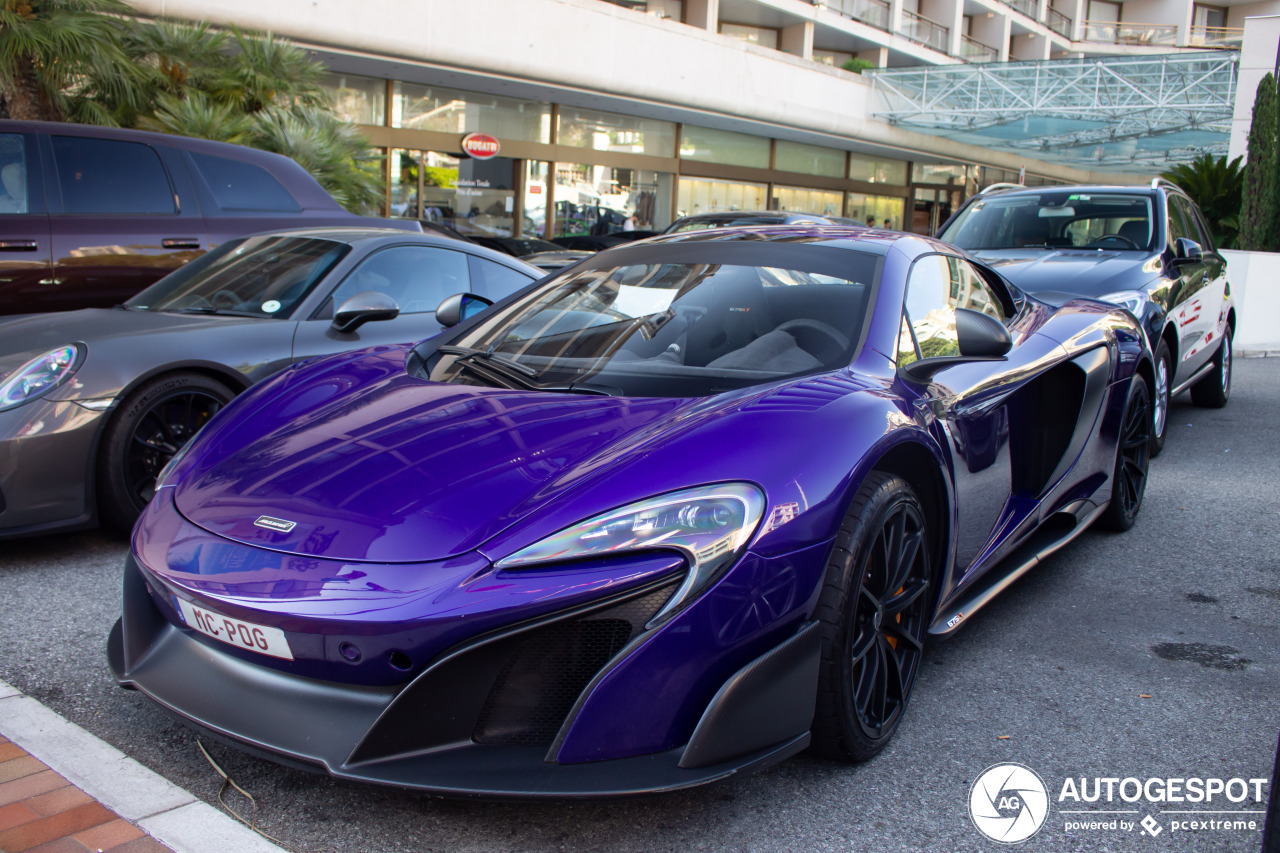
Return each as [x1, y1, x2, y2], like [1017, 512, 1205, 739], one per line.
[210, 289, 240, 309]
[776, 319, 851, 364]
[1086, 234, 1139, 250]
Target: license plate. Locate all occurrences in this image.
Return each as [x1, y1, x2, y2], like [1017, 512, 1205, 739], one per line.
[174, 598, 294, 660]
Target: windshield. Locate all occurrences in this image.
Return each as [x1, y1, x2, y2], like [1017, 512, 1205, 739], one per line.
[939, 192, 1155, 252]
[422, 241, 880, 398]
[127, 235, 349, 317]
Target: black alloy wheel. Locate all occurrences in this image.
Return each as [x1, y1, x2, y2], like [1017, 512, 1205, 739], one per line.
[812, 472, 931, 761]
[98, 372, 235, 534]
[1099, 377, 1152, 532]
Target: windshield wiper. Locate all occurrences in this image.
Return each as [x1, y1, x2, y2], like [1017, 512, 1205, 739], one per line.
[437, 345, 538, 377]
[166, 307, 266, 318]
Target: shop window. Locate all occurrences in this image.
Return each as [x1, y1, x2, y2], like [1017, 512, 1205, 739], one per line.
[913, 163, 967, 184]
[847, 193, 905, 229]
[557, 107, 676, 158]
[321, 72, 386, 126]
[849, 153, 908, 185]
[553, 163, 672, 236]
[772, 185, 843, 217]
[676, 176, 768, 216]
[393, 82, 551, 143]
[720, 22, 780, 48]
[775, 141, 845, 179]
[679, 125, 770, 169]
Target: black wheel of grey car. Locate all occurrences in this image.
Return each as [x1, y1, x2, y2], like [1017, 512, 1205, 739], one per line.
[1099, 377, 1152, 532]
[1190, 325, 1232, 408]
[811, 472, 930, 761]
[97, 372, 235, 535]
[1150, 338, 1171, 457]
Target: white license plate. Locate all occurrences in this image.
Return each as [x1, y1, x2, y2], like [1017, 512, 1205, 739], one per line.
[175, 598, 294, 660]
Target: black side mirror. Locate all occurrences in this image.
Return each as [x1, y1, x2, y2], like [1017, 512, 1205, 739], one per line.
[1172, 238, 1203, 265]
[331, 291, 399, 334]
[435, 292, 493, 328]
[901, 309, 1011, 382]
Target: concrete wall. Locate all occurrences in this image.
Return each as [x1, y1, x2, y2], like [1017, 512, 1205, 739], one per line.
[1223, 250, 1280, 352]
[1229, 15, 1280, 162]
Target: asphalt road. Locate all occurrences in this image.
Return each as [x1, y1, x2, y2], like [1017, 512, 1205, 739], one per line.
[2, 358, 1277, 853]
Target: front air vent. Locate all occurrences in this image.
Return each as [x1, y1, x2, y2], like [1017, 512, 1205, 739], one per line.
[473, 583, 676, 747]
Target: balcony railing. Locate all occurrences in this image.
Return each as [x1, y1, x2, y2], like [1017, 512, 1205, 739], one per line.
[960, 36, 998, 62]
[1083, 20, 1178, 45]
[1187, 25, 1245, 48]
[1046, 7, 1072, 37]
[899, 9, 949, 52]
[818, 0, 890, 31]
[1004, 0, 1038, 19]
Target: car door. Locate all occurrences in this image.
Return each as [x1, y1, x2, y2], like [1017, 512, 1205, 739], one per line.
[1163, 195, 1213, 382]
[44, 133, 208, 311]
[293, 244, 493, 361]
[1175, 195, 1228, 367]
[0, 129, 52, 316]
[901, 254, 1069, 581]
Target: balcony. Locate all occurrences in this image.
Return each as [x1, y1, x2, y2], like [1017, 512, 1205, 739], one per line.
[960, 35, 998, 62]
[1004, 0, 1038, 20]
[1083, 20, 1178, 45]
[1187, 25, 1244, 49]
[899, 9, 949, 52]
[1046, 7, 1072, 37]
[818, 0, 890, 31]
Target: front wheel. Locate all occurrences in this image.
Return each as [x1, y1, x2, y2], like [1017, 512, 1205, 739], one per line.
[1098, 376, 1152, 532]
[811, 472, 931, 761]
[1190, 326, 1232, 408]
[97, 372, 234, 535]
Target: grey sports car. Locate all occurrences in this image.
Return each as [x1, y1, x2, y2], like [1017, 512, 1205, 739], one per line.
[0, 227, 540, 538]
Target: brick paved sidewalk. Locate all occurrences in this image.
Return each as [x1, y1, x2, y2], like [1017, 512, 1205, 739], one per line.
[0, 735, 173, 853]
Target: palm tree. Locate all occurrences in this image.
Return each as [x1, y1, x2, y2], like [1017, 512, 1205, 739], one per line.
[1161, 154, 1245, 249]
[251, 106, 383, 213]
[0, 0, 135, 121]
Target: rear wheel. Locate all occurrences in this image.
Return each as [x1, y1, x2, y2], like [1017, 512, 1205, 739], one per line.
[1099, 377, 1152, 532]
[97, 372, 234, 535]
[1150, 339, 1171, 457]
[1190, 326, 1232, 408]
[811, 473, 931, 761]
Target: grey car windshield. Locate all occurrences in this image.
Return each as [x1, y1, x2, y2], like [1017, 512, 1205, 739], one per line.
[127, 235, 350, 317]
[429, 243, 880, 397]
[939, 192, 1155, 252]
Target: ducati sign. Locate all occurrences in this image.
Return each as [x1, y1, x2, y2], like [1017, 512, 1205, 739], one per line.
[460, 132, 500, 159]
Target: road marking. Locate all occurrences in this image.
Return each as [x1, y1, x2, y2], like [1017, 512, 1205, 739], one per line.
[0, 678, 286, 853]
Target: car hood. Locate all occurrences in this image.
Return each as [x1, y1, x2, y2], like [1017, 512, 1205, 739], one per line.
[172, 353, 704, 563]
[970, 249, 1157, 298]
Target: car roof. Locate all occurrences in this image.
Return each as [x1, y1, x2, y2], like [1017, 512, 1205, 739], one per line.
[621, 223, 959, 259]
[234, 226, 544, 272]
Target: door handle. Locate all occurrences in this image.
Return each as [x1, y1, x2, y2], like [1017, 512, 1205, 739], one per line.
[162, 238, 201, 249]
[0, 240, 37, 251]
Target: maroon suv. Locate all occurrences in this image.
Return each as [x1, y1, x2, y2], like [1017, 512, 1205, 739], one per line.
[0, 120, 415, 315]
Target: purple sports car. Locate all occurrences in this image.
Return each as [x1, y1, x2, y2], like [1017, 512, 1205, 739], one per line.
[109, 226, 1154, 797]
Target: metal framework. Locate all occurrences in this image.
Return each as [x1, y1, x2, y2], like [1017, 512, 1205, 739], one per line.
[870, 52, 1238, 172]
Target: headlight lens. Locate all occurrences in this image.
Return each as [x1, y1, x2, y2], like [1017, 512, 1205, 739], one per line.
[1100, 290, 1148, 317]
[0, 345, 82, 412]
[497, 483, 766, 626]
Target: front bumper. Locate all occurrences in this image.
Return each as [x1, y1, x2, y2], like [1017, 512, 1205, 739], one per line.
[109, 548, 822, 797]
[0, 397, 107, 537]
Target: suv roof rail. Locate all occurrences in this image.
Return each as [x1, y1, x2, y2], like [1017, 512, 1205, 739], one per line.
[979, 182, 1025, 196]
[1151, 177, 1184, 193]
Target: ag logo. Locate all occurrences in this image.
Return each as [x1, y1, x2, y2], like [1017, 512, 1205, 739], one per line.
[969, 763, 1050, 844]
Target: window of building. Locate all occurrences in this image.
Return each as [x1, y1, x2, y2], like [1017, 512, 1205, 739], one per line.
[719, 23, 780, 48]
[0, 134, 28, 214]
[190, 152, 300, 212]
[677, 176, 768, 216]
[679, 125, 770, 168]
[849, 153, 908, 185]
[847, 193, 905, 229]
[557, 107, 676, 158]
[321, 72, 386, 126]
[772, 185, 844, 216]
[1192, 3, 1227, 28]
[775, 141, 845, 178]
[51, 137, 175, 215]
[813, 49, 855, 67]
[552, 164, 672, 235]
[913, 163, 967, 183]
[393, 83, 551, 143]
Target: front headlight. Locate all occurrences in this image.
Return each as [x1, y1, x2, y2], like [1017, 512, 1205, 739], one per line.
[1099, 290, 1148, 317]
[0, 345, 82, 412]
[497, 483, 766, 626]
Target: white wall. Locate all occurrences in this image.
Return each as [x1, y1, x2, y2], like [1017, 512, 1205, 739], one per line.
[1222, 250, 1280, 352]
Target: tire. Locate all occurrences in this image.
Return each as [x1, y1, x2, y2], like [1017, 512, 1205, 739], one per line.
[1263, 731, 1280, 853]
[810, 472, 932, 761]
[1190, 325, 1232, 408]
[1150, 338, 1171, 457]
[97, 372, 235, 535]
[1098, 376, 1152, 532]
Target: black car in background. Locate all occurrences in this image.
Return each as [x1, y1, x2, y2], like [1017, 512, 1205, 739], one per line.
[937, 179, 1235, 455]
[0, 120, 417, 315]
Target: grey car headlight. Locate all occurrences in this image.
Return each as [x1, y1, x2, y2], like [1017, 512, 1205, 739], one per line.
[0, 345, 82, 412]
[497, 483, 766, 626]
[1099, 290, 1148, 317]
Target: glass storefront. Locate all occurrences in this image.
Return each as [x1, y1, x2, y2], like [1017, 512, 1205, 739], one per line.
[846, 192, 906, 229]
[524, 161, 549, 237]
[552, 164, 674, 236]
[849, 153, 908, 185]
[775, 140, 845, 178]
[393, 82, 551, 142]
[321, 72, 386, 125]
[677, 176, 768, 217]
[772, 185, 843, 216]
[679, 125, 770, 169]
[557, 107, 676, 158]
